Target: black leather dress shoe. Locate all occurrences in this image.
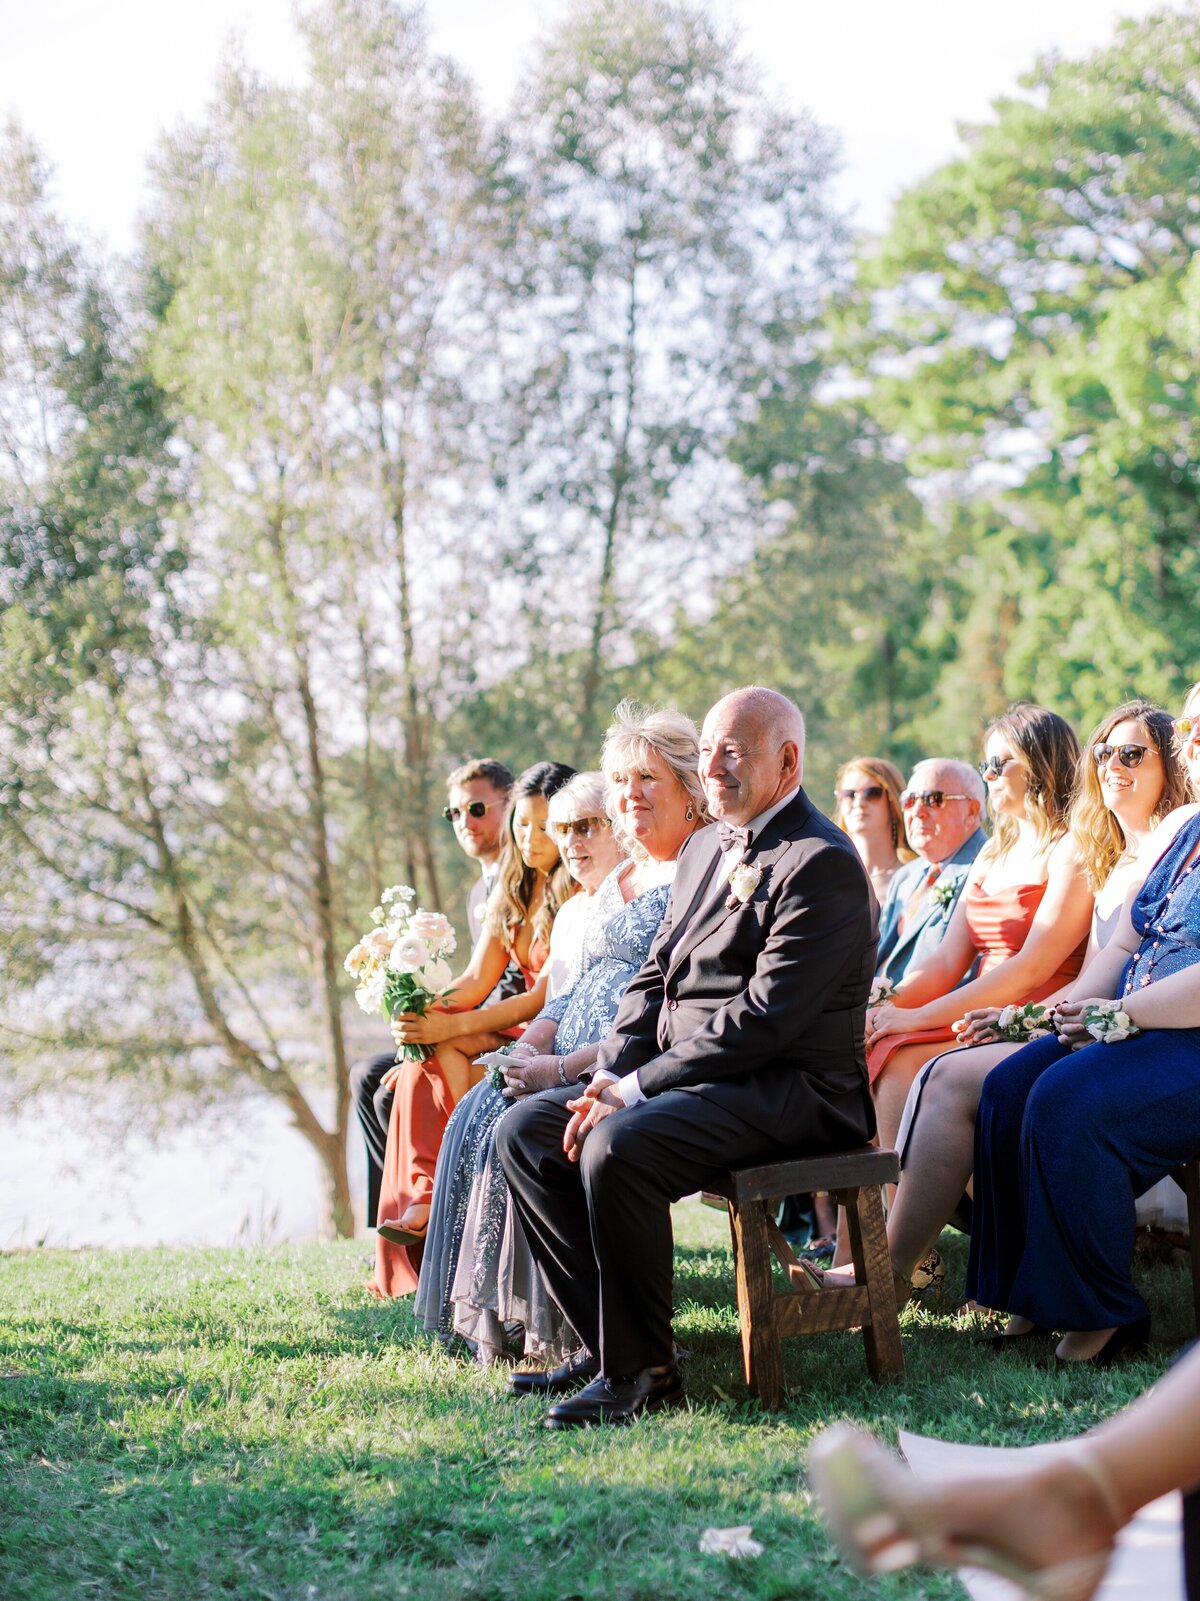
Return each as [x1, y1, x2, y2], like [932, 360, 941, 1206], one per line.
[509, 1349, 599, 1397]
[544, 1363, 684, 1429]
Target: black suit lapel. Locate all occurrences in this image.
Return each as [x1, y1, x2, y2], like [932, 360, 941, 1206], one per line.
[664, 789, 812, 980]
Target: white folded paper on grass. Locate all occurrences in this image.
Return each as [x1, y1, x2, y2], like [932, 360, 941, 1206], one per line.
[898, 1431, 1183, 1601]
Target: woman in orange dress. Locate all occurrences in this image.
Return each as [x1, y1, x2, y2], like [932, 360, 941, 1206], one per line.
[366, 761, 576, 1298]
[864, 705, 1093, 1163]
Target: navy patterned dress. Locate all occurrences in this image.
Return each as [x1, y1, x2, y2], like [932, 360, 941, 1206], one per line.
[413, 865, 669, 1359]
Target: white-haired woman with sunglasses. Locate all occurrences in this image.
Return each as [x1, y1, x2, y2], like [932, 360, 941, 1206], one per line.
[861, 705, 1092, 1178]
[826, 699, 1191, 1304]
[414, 704, 707, 1365]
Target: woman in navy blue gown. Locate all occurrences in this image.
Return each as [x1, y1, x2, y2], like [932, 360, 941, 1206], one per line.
[967, 686, 1200, 1363]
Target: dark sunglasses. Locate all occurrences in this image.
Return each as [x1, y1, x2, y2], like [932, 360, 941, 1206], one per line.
[551, 817, 611, 840]
[901, 789, 970, 811]
[835, 785, 885, 803]
[977, 754, 1015, 780]
[442, 799, 502, 823]
[1091, 742, 1153, 770]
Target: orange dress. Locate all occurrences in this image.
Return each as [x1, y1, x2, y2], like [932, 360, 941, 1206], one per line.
[866, 878, 1087, 1084]
[367, 939, 548, 1298]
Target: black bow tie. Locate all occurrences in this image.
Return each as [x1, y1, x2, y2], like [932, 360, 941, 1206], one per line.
[717, 823, 751, 854]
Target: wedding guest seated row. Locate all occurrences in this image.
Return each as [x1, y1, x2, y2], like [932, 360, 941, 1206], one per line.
[349, 757, 515, 1229]
[411, 706, 706, 1363]
[367, 760, 577, 1299]
[967, 681, 1200, 1364]
[820, 695, 1195, 1309]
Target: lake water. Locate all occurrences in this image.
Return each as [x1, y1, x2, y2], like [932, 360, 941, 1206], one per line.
[0, 1089, 369, 1249]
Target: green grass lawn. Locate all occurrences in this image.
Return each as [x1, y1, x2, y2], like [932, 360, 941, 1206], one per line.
[0, 1201, 1191, 1601]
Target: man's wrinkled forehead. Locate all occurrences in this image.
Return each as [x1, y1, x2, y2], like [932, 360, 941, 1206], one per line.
[909, 761, 960, 794]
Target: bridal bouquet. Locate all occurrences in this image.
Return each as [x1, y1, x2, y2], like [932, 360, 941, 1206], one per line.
[343, 885, 457, 1061]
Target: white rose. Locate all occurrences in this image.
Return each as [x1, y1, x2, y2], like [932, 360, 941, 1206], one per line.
[355, 967, 387, 1013]
[410, 911, 456, 954]
[344, 941, 369, 974]
[728, 863, 763, 903]
[420, 956, 454, 995]
[996, 1005, 1017, 1032]
[388, 934, 429, 973]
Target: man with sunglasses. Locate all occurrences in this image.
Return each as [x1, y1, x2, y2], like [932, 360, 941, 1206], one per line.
[349, 758, 516, 1229]
[876, 759, 986, 987]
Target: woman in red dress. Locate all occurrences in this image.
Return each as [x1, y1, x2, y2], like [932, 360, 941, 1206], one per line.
[864, 705, 1093, 1163]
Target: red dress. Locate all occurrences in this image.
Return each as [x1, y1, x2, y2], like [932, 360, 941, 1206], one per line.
[367, 939, 548, 1298]
[866, 878, 1087, 1084]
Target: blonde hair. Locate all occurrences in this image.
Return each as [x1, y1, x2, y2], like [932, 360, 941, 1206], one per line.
[1070, 700, 1188, 891]
[601, 699, 707, 862]
[978, 704, 1081, 866]
[834, 755, 915, 862]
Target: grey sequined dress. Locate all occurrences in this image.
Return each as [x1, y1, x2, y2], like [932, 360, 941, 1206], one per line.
[413, 865, 668, 1360]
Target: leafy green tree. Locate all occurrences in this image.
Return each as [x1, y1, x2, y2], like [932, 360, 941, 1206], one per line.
[495, 0, 847, 759]
[851, 6, 1200, 733]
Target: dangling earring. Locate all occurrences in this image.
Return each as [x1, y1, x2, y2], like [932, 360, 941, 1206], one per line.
[891, 819, 898, 848]
[685, 803, 695, 822]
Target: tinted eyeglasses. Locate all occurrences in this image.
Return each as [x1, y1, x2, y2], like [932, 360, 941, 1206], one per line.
[835, 785, 885, 804]
[442, 799, 503, 823]
[977, 754, 1015, 780]
[1091, 742, 1153, 770]
[551, 817, 611, 840]
[901, 789, 971, 811]
[1174, 717, 1197, 740]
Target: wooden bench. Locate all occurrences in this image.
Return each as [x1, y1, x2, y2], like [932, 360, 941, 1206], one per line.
[703, 1146, 904, 1408]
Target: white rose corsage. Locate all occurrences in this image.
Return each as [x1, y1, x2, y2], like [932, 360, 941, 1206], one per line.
[930, 878, 958, 910]
[868, 978, 896, 1008]
[994, 1002, 1053, 1043]
[1083, 1000, 1140, 1044]
[724, 860, 763, 907]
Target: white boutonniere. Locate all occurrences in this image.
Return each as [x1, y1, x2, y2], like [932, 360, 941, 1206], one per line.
[724, 860, 763, 907]
[930, 878, 958, 910]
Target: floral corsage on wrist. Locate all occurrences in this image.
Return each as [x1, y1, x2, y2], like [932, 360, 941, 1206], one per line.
[724, 859, 763, 908]
[994, 1002, 1053, 1043]
[868, 978, 896, 1008]
[1083, 1001, 1140, 1044]
[484, 1041, 520, 1090]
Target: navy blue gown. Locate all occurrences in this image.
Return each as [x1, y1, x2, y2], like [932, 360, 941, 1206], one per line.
[966, 808, 1200, 1330]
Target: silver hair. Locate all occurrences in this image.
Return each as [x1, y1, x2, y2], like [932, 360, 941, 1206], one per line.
[548, 771, 609, 823]
[910, 756, 985, 809]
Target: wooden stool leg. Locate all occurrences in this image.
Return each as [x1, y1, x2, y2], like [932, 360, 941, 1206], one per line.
[729, 1198, 785, 1409]
[845, 1184, 905, 1380]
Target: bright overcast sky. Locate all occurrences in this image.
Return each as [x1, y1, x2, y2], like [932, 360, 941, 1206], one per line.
[1, 0, 1178, 255]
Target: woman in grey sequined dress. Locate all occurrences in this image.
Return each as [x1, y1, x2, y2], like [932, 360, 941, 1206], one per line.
[414, 703, 708, 1362]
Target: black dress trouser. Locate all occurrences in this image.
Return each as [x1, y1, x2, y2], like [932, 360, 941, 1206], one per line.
[496, 1085, 798, 1378]
[349, 1052, 395, 1228]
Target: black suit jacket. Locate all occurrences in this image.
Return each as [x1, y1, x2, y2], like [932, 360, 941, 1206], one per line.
[594, 787, 878, 1150]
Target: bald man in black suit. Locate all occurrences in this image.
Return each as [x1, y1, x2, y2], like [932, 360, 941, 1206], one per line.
[497, 686, 877, 1426]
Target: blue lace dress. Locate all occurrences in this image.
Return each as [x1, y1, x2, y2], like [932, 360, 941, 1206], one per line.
[414, 864, 669, 1360]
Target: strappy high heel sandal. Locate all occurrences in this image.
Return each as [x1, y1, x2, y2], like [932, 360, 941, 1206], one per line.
[807, 1424, 1120, 1601]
